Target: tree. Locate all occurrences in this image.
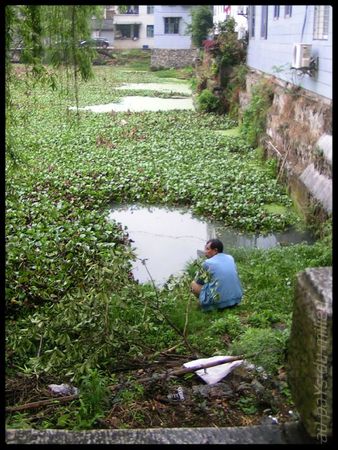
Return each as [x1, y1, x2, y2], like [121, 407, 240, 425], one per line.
[5, 5, 103, 161]
[215, 17, 247, 67]
[187, 5, 214, 48]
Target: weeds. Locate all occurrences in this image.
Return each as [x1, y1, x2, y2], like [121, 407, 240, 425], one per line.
[75, 369, 109, 429]
[240, 80, 274, 147]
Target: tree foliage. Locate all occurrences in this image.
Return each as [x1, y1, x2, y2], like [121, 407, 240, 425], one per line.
[188, 5, 214, 48]
[5, 5, 103, 161]
[204, 17, 247, 68]
[215, 17, 247, 67]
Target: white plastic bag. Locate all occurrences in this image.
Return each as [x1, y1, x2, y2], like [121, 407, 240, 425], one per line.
[183, 355, 243, 385]
[48, 383, 79, 396]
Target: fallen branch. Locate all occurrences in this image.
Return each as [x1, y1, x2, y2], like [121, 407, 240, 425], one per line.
[6, 394, 79, 413]
[108, 355, 244, 390]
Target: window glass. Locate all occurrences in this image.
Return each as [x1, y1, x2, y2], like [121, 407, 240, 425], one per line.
[147, 6, 154, 14]
[164, 17, 180, 34]
[249, 5, 256, 38]
[274, 5, 280, 19]
[147, 25, 154, 38]
[116, 24, 131, 39]
[261, 5, 268, 38]
[313, 5, 330, 40]
[115, 24, 139, 39]
[284, 5, 292, 17]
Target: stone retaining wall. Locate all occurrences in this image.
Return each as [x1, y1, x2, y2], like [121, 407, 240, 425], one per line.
[151, 49, 198, 69]
[239, 69, 332, 221]
[241, 70, 332, 170]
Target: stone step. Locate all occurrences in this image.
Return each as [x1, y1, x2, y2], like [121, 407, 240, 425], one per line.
[6, 422, 318, 445]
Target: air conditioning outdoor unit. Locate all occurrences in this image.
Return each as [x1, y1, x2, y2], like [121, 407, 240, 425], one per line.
[292, 43, 312, 69]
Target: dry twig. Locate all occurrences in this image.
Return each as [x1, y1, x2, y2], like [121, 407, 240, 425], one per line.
[6, 394, 79, 413]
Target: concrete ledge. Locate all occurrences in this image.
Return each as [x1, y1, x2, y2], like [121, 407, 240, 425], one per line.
[300, 163, 332, 213]
[316, 134, 332, 166]
[6, 422, 317, 445]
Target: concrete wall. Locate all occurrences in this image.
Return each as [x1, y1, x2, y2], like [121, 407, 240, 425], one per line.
[247, 6, 332, 100]
[287, 267, 332, 441]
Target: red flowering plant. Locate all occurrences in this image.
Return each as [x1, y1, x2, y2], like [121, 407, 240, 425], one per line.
[202, 39, 220, 55]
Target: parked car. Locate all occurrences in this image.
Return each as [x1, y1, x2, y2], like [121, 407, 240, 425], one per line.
[79, 38, 109, 48]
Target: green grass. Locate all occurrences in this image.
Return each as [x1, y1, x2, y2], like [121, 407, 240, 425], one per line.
[263, 203, 289, 215]
[214, 126, 241, 137]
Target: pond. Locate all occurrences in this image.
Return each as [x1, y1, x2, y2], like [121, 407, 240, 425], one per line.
[69, 80, 194, 113]
[69, 96, 194, 113]
[116, 82, 192, 95]
[107, 204, 315, 286]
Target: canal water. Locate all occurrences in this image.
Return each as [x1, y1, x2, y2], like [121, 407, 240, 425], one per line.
[107, 204, 315, 286]
[69, 96, 194, 113]
[69, 80, 194, 113]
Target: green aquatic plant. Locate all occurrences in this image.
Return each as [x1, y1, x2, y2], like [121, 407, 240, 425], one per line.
[5, 64, 331, 430]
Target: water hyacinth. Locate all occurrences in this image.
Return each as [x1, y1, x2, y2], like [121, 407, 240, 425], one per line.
[7, 64, 327, 389]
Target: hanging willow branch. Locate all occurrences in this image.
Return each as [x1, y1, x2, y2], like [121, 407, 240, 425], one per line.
[5, 5, 103, 161]
[71, 5, 80, 120]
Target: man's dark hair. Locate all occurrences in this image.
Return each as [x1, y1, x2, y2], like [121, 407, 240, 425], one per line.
[206, 239, 223, 253]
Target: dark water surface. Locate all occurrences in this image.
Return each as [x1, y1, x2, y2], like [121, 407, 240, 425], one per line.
[107, 204, 315, 286]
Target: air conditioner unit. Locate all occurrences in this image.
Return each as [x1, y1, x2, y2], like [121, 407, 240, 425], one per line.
[292, 43, 312, 69]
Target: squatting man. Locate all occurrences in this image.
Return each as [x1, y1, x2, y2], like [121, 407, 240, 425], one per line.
[190, 238, 243, 312]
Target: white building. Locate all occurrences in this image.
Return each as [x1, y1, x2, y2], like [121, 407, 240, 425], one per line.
[92, 5, 155, 49]
[153, 5, 194, 49]
[213, 5, 248, 39]
[246, 5, 332, 99]
[91, 5, 197, 51]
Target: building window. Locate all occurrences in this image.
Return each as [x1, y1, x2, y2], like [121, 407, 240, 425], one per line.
[115, 24, 139, 39]
[273, 6, 280, 19]
[313, 5, 330, 40]
[164, 17, 180, 34]
[261, 6, 268, 39]
[284, 5, 292, 18]
[147, 25, 154, 38]
[147, 6, 154, 14]
[248, 5, 256, 38]
[118, 5, 139, 15]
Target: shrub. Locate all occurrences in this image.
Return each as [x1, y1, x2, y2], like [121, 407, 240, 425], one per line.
[197, 88, 221, 113]
[230, 327, 290, 374]
[210, 314, 243, 338]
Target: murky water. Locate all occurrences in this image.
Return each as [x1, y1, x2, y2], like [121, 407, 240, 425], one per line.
[70, 79, 194, 113]
[107, 204, 315, 286]
[116, 82, 192, 95]
[69, 96, 194, 113]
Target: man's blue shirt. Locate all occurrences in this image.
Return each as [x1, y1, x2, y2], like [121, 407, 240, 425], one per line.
[199, 253, 243, 311]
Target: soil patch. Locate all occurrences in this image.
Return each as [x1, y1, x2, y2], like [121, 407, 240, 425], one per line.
[6, 356, 298, 430]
